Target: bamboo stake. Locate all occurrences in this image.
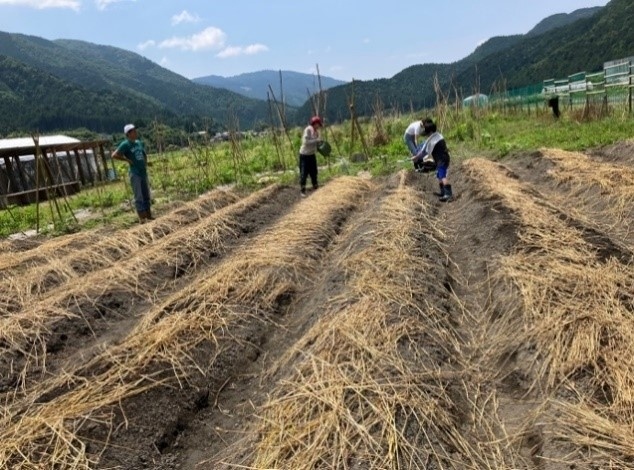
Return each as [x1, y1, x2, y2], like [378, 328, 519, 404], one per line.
[313, 63, 322, 115]
[315, 64, 343, 162]
[39, 146, 68, 229]
[347, 80, 372, 161]
[49, 148, 78, 225]
[348, 81, 356, 156]
[268, 85, 295, 155]
[32, 134, 42, 233]
[279, 69, 286, 122]
[267, 92, 286, 172]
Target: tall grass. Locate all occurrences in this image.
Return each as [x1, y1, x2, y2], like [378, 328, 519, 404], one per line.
[2, 106, 633, 238]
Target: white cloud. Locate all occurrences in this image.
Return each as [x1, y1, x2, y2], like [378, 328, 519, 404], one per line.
[243, 44, 268, 55]
[160, 56, 169, 66]
[0, 0, 80, 10]
[137, 39, 155, 51]
[171, 9, 200, 25]
[159, 26, 227, 51]
[154, 26, 267, 58]
[216, 43, 268, 59]
[362, 38, 371, 44]
[95, 0, 134, 11]
[330, 65, 343, 72]
[476, 38, 488, 47]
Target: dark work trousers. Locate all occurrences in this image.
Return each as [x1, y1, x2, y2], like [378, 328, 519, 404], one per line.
[130, 173, 151, 212]
[299, 153, 318, 192]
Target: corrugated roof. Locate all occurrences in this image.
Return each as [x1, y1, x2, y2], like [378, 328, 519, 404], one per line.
[0, 135, 80, 150]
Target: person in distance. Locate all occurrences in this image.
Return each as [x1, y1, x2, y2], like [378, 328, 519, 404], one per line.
[298, 116, 323, 196]
[112, 124, 154, 222]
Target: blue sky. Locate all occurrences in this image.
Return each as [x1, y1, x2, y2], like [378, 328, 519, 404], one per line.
[0, 0, 610, 81]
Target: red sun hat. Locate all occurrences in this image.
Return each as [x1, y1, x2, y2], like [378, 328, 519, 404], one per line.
[310, 116, 323, 126]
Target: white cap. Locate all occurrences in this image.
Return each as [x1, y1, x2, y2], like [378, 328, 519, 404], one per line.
[124, 123, 136, 135]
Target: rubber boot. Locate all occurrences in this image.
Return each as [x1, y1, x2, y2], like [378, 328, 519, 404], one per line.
[434, 182, 444, 197]
[439, 184, 453, 202]
[137, 211, 149, 223]
[147, 208, 155, 220]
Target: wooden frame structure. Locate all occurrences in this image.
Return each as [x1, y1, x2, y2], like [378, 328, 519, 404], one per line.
[0, 139, 114, 208]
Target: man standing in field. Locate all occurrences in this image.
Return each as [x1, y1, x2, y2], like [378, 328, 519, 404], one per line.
[112, 124, 154, 222]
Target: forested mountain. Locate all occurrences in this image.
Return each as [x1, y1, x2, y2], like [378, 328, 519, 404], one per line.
[297, 3, 616, 123]
[193, 70, 346, 107]
[0, 1, 624, 136]
[526, 6, 603, 37]
[0, 54, 172, 133]
[475, 0, 633, 87]
[0, 33, 274, 135]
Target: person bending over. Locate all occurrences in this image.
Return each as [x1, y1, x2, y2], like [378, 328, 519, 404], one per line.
[415, 118, 454, 202]
[403, 118, 425, 156]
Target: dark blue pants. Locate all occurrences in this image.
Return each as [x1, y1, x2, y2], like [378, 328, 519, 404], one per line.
[130, 173, 151, 212]
[299, 154, 318, 191]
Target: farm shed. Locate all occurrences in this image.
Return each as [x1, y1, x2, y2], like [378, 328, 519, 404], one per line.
[0, 135, 115, 208]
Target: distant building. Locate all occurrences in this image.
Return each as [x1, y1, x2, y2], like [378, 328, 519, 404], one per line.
[463, 94, 489, 107]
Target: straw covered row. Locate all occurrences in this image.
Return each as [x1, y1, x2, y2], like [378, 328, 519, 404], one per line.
[0, 188, 239, 310]
[539, 148, 634, 243]
[464, 158, 634, 465]
[0, 184, 280, 386]
[0, 176, 370, 469]
[217, 171, 523, 469]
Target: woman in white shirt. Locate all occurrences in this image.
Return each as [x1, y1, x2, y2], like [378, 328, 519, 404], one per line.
[403, 119, 424, 156]
[299, 116, 323, 196]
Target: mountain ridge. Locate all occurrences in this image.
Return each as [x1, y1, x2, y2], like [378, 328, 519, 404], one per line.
[295, 2, 620, 123]
[193, 70, 346, 107]
[0, 32, 275, 134]
[0, 2, 623, 137]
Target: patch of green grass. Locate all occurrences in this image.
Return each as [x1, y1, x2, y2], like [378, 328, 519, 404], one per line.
[452, 109, 633, 156]
[2, 107, 633, 239]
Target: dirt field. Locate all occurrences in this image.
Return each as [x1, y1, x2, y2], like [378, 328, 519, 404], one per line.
[0, 141, 633, 469]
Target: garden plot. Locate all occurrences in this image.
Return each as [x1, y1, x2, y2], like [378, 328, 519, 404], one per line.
[0, 184, 295, 391]
[0, 177, 371, 469]
[509, 148, 634, 248]
[1, 145, 634, 470]
[208, 171, 522, 469]
[0, 188, 240, 312]
[0, 187, 239, 281]
[458, 157, 634, 469]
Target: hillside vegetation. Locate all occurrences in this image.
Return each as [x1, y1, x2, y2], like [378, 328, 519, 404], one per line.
[298, 2, 626, 123]
[0, 33, 272, 134]
[0, 1, 629, 136]
[526, 6, 602, 36]
[496, 0, 634, 85]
